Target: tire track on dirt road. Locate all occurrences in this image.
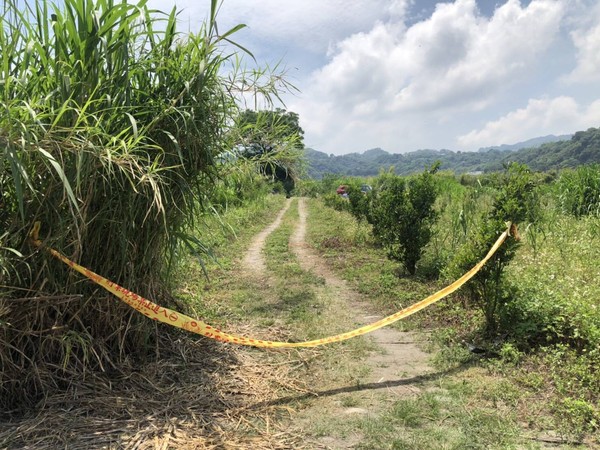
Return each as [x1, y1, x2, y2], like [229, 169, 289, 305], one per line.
[289, 198, 432, 393]
[243, 197, 292, 278]
[244, 197, 433, 448]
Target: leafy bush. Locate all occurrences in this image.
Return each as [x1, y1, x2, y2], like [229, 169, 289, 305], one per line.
[295, 179, 322, 198]
[321, 192, 351, 212]
[446, 163, 539, 334]
[234, 108, 305, 197]
[367, 165, 439, 275]
[346, 182, 372, 222]
[490, 163, 541, 224]
[503, 213, 600, 355]
[209, 171, 270, 211]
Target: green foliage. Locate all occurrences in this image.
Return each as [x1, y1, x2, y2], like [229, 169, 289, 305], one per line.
[518, 344, 600, 439]
[425, 175, 495, 278]
[555, 397, 599, 438]
[367, 165, 439, 275]
[234, 108, 305, 196]
[321, 192, 351, 213]
[491, 127, 600, 172]
[308, 175, 599, 442]
[503, 213, 600, 354]
[447, 218, 518, 334]
[209, 170, 270, 211]
[437, 179, 599, 440]
[0, 0, 289, 409]
[320, 173, 350, 194]
[293, 178, 322, 197]
[305, 147, 498, 179]
[308, 174, 375, 213]
[237, 108, 304, 151]
[305, 127, 600, 179]
[557, 164, 600, 217]
[490, 163, 541, 224]
[299, 173, 374, 198]
[353, 380, 521, 450]
[498, 342, 524, 365]
[345, 181, 371, 222]
[446, 163, 539, 334]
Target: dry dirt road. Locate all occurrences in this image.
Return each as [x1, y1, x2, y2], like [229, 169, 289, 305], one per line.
[243, 197, 432, 448]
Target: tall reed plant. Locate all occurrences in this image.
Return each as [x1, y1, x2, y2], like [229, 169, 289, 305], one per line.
[0, 0, 288, 410]
[557, 164, 600, 217]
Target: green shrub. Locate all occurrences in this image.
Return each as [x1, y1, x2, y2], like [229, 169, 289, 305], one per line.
[321, 192, 351, 212]
[446, 163, 539, 334]
[295, 179, 322, 198]
[346, 182, 372, 222]
[555, 397, 599, 438]
[367, 165, 439, 275]
[490, 163, 540, 224]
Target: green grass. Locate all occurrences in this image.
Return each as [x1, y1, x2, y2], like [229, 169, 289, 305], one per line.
[506, 213, 600, 354]
[262, 199, 327, 335]
[346, 375, 525, 450]
[304, 198, 439, 331]
[172, 194, 288, 327]
[302, 182, 599, 447]
[158, 188, 600, 447]
[260, 199, 377, 370]
[169, 183, 599, 447]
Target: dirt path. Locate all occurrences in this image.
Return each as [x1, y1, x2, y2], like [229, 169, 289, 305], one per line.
[289, 198, 431, 387]
[243, 198, 292, 277]
[290, 198, 430, 386]
[247, 197, 432, 448]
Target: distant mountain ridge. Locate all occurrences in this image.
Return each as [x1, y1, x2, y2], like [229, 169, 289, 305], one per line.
[305, 129, 599, 178]
[477, 134, 572, 153]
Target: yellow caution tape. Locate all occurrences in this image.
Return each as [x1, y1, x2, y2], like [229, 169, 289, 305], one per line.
[29, 222, 512, 348]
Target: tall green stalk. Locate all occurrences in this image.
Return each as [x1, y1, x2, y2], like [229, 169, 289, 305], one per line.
[0, 0, 291, 410]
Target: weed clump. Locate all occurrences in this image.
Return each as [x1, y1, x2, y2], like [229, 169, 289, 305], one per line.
[557, 164, 600, 217]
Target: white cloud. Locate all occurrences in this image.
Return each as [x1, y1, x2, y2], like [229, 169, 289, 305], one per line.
[293, 0, 565, 153]
[142, 0, 600, 154]
[156, 0, 410, 56]
[566, 5, 600, 83]
[394, 0, 564, 111]
[457, 96, 600, 149]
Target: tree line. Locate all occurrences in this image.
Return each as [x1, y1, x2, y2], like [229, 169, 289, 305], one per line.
[305, 126, 600, 178]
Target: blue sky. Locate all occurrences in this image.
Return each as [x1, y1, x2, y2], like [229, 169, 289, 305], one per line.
[147, 0, 600, 155]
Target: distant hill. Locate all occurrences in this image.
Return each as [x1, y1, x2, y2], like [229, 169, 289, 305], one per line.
[305, 128, 599, 178]
[362, 148, 389, 160]
[305, 147, 502, 178]
[488, 128, 600, 172]
[477, 134, 572, 153]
